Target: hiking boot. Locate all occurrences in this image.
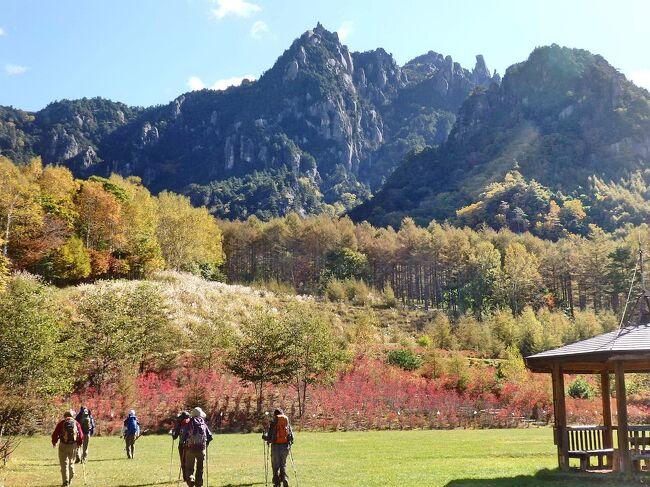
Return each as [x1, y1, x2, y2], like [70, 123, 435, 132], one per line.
[283, 481, 289, 487]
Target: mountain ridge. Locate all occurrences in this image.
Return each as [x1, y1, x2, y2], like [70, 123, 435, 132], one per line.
[350, 44, 650, 235]
[0, 23, 498, 219]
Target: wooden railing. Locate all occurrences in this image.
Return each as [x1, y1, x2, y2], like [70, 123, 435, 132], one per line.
[628, 425, 650, 471]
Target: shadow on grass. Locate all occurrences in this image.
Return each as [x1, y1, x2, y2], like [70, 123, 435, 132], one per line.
[88, 457, 127, 462]
[116, 482, 173, 487]
[113, 482, 265, 487]
[444, 468, 645, 486]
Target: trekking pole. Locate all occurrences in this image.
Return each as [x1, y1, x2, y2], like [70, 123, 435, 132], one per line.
[289, 447, 299, 487]
[263, 441, 268, 487]
[205, 445, 210, 487]
[267, 443, 271, 486]
[177, 447, 185, 486]
[81, 455, 88, 486]
[169, 437, 175, 482]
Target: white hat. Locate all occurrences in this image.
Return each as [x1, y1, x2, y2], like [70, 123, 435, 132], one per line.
[128, 409, 136, 416]
[190, 407, 206, 418]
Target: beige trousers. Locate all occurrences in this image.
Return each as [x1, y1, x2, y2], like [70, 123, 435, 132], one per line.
[58, 442, 77, 485]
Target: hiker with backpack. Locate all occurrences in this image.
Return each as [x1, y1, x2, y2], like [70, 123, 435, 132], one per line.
[51, 409, 84, 487]
[263, 408, 294, 487]
[180, 407, 213, 487]
[75, 406, 95, 463]
[172, 411, 190, 472]
[122, 410, 141, 459]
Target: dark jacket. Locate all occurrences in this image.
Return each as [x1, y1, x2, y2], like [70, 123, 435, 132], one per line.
[172, 416, 190, 441]
[75, 410, 96, 436]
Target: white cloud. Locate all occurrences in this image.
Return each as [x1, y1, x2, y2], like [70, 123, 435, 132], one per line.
[337, 21, 353, 42]
[5, 64, 27, 76]
[210, 75, 255, 90]
[187, 74, 255, 91]
[211, 0, 260, 19]
[0, 27, 5, 36]
[187, 75, 206, 90]
[250, 20, 269, 39]
[630, 69, 650, 90]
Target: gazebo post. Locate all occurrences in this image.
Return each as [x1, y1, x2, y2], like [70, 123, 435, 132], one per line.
[552, 363, 568, 471]
[601, 371, 613, 451]
[614, 361, 630, 473]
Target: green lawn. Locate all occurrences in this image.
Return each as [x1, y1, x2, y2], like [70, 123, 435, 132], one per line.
[1, 429, 646, 486]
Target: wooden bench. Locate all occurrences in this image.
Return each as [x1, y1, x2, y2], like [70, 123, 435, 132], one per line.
[567, 426, 614, 470]
[629, 425, 650, 471]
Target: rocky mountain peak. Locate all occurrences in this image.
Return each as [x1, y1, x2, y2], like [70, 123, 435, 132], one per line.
[274, 23, 355, 83]
[472, 54, 493, 85]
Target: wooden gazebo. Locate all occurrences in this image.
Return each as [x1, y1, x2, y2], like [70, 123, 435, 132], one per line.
[526, 318, 650, 472]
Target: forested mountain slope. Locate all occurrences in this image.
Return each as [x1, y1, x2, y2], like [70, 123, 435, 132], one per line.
[350, 45, 650, 235]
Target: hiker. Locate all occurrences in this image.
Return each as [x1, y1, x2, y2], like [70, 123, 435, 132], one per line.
[75, 406, 95, 463]
[172, 410, 190, 467]
[180, 407, 213, 487]
[122, 410, 141, 459]
[264, 408, 294, 487]
[51, 409, 84, 487]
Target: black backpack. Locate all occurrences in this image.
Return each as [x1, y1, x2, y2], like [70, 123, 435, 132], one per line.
[60, 418, 78, 444]
[79, 412, 92, 433]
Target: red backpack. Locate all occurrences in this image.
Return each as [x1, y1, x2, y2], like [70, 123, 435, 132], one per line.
[274, 415, 290, 445]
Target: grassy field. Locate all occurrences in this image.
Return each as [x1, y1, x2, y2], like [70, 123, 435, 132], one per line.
[1, 429, 647, 487]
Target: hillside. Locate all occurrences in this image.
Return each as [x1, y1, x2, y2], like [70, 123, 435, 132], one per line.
[0, 23, 498, 220]
[350, 45, 650, 233]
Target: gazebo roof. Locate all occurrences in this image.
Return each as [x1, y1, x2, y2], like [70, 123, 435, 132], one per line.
[526, 323, 650, 373]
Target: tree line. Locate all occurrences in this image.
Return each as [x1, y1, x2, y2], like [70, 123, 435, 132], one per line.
[220, 214, 645, 318]
[0, 156, 224, 284]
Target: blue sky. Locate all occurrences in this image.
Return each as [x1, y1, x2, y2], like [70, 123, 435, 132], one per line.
[1, 0, 649, 111]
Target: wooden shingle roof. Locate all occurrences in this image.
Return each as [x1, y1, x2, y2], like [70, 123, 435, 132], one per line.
[526, 324, 650, 373]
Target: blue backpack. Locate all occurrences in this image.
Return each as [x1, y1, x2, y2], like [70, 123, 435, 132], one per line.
[126, 416, 138, 435]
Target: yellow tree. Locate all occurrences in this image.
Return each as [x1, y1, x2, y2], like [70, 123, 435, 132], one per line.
[0, 157, 43, 259]
[39, 165, 78, 227]
[156, 191, 224, 271]
[502, 242, 542, 314]
[17, 164, 79, 270]
[76, 180, 125, 251]
[109, 175, 164, 276]
[0, 237, 8, 291]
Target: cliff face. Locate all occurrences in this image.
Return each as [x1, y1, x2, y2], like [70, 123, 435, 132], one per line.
[350, 45, 650, 229]
[0, 23, 497, 220]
